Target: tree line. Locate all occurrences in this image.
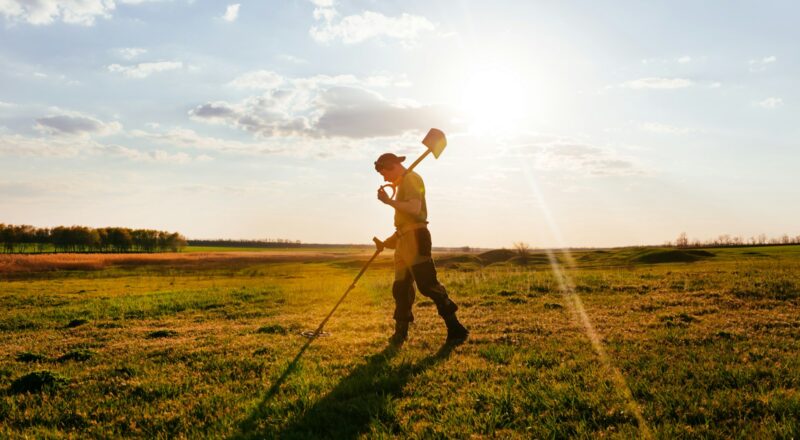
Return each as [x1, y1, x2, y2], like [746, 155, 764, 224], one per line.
[671, 232, 800, 248]
[0, 223, 187, 253]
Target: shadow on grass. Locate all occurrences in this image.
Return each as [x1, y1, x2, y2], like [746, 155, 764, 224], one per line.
[234, 342, 456, 439]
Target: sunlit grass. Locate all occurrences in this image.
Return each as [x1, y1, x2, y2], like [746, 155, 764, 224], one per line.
[1, 247, 799, 437]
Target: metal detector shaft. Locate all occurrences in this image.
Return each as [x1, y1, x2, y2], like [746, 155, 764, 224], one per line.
[307, 238, 384, 337]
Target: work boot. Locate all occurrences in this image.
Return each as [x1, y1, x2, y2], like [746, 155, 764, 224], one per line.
[443, 313, 468, 344]
[389, 321, 409, 345]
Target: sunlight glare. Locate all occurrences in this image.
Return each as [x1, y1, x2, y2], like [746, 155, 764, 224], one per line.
[461, 67, 527, 133]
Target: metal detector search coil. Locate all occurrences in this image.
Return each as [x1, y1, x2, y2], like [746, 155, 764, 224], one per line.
[300, 330, 331, 339]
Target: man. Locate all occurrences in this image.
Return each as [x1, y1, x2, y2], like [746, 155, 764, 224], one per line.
[374, 152, 468, 345]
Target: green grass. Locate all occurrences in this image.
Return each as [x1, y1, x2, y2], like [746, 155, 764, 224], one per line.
[1, 246, 799, 438]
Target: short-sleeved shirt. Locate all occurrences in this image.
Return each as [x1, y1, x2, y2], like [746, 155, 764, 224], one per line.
[394, 170, 428, 228]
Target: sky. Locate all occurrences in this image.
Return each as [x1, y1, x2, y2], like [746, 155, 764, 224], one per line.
[1, 0, 798, 248]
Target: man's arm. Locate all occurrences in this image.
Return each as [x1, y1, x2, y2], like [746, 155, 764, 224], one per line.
[377, 188, 421, 215]
[387, 198, 422, 216]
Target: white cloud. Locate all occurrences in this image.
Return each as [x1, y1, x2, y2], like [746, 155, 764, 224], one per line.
[128, 125, 413, 159]
[309, 1, 435, 45]
[222, 3, 240, 22]
[749, 55, 776, 72]
[191, 71, 456, 139]
[621, 77, 694, 90]
[227, 70, 410, 91]
[757, 97, 783, 109]
[0, 130, 210, 163]
[537, 144, 642, 176]
[313, 87, 453, 137]
[107, 61, 183, 78]
[0, 0, 115, 26]
[117, 0, 172, 4]
[105, 145, 195, 163]
[0, 133, 97, 157]
[640, 122, 692, 135]
[0, 101, 15, 108]
[277, 54, 307, 64]
[34, 111, 122, 137]
[128, 127, 285, 155]
[227, 70, 284, 90]
[117, 47, 147, 60]
[500, 133, 645, 177]
[363, 74, 412, 88]
[641, 56, 695, 65]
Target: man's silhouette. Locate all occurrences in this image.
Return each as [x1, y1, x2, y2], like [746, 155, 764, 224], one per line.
[375, 152, 468, 345]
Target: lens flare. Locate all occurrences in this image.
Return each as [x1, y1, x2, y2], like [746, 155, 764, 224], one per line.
[523, 164, 652, 438]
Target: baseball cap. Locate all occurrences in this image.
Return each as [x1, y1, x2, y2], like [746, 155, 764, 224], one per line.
[374, 153, 406, 171]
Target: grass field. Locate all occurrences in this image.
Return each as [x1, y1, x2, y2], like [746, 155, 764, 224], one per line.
[1, 246, 799, 438]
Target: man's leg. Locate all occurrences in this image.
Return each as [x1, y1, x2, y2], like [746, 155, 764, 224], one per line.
[390, 252, 415, 344]
[409, 260, 457, 316]
[392, 269, 416, 323]
[409, 229, 468, 343]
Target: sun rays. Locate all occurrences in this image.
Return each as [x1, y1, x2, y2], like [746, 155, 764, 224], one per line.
[523, 162, 652, 438]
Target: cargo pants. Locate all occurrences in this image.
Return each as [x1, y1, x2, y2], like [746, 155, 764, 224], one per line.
[389, 226, 458, 323]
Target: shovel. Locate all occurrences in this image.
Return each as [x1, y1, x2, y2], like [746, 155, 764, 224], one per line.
[379, 128, 447, 199]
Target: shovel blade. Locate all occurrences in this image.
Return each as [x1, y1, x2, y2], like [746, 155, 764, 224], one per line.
[422, 128, 447, 158]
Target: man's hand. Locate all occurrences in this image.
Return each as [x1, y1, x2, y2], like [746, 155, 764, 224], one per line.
[383, 233, 397, 250]
[372, 237, 385, 252]
[377, 187, 393, 205]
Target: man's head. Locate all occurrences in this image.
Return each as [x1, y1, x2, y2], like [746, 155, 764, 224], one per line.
[374, 153, 406, 182]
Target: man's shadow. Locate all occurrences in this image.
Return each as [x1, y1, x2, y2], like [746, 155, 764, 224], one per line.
[234, 342, 456, 439]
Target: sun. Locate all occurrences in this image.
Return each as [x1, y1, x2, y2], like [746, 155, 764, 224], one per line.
[461, 67, 527, 133]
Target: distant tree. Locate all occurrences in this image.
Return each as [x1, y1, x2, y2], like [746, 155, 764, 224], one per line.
[96, 228, 109, 252]
[0, 223, 13, 253]
[107, 228, 133, 252]
[34, 227, 50, 252]
[164, 232, 187, 252]
[130, 229, 159, 252]
[676, 232, 689, 248]
[50, 226, 68, 252]
[514, 242, 531, 264]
